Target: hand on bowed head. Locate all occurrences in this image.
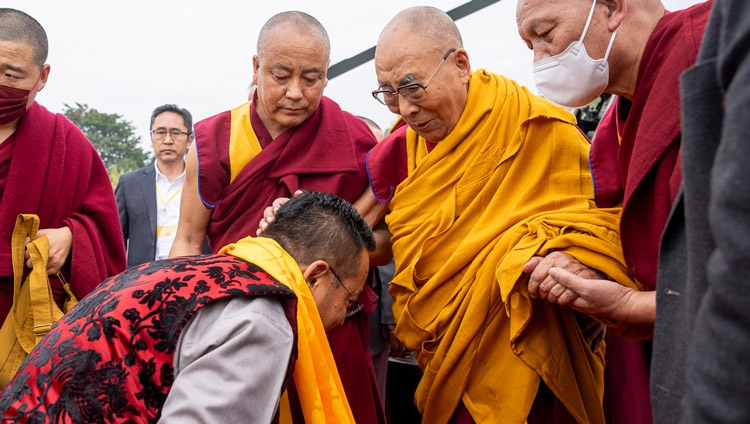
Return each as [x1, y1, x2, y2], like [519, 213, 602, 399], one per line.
[256, 190, 304, 236]
[25, 226, 73, 275]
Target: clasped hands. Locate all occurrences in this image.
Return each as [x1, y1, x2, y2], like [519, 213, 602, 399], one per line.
[523, 251, 637, 350]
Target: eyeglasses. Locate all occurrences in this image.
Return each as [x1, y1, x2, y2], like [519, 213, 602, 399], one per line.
[329, 266, 364, 318]
[151, 129, 190, 141]
[372, 49, 457, 107]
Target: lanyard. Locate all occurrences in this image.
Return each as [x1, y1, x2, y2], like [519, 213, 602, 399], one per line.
[155, 183, 182, 212]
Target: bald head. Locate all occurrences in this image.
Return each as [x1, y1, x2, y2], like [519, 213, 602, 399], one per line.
[0, 8, 48, 70]
[374, 6, 471, 143]
[257, 11, 330, 61]
[378, 6, 462, 51]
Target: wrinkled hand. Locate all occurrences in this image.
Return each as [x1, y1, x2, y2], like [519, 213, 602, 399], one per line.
[382, 324, 406, 357]
[538, 265, 635, 320]
[25, 226, 72, 275]
[256, 190, 304, 236]
[524, 252, 606, 300]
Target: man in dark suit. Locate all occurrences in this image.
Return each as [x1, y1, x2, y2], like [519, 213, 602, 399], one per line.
[653, 1, 750, 422]
[116, 104, 199, 267]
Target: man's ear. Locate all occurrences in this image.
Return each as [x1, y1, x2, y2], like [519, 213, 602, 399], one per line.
[455, 48, 471, 82]
[252, 55, 260, 87]
[606, 0, 626, 32]
[35, 64, 51, 93]
[302, 260, 330, 290]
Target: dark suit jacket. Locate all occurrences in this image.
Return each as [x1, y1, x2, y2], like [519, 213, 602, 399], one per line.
[115, 165, 159, 268]
[653, 1, 750, 422]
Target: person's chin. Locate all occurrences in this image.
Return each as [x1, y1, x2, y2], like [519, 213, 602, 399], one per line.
[276, 112, 310, 128]
[410, 122, 445, 143]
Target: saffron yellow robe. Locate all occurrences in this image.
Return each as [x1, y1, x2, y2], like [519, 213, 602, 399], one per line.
[384, 70, 640, 423]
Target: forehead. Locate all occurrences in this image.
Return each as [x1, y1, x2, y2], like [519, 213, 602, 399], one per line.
[0, 39, 38, 74]
[375, 30, 441, 85]
[351, 249, 371, 291]
[152, 111, 186, 129]
[259, 27, 329, 68]
[517, 0, 568, 28]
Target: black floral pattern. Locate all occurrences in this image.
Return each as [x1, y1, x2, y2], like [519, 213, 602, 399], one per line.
[0, 254, 297, 423]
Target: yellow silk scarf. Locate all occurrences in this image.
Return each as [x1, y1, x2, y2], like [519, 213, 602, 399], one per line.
[220, 237, 355, 424]
[387, 70, 640, 423]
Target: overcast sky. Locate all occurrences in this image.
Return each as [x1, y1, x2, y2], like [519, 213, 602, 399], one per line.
[5, 0, 703, 150]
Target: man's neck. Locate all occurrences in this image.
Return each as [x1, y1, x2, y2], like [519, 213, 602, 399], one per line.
[0, 121, 19, 145]
[156, 160, 186, 182]
[255, 102, 289, 140]
[608, 4, 666, 100]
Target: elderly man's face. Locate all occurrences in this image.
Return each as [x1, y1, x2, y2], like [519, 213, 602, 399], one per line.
[516, 0, 612, 63]
[374, 31, 470, 143]
[252, 28, 329, 137]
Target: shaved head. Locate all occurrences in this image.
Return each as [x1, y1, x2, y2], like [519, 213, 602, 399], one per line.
[374, 6, 471, 143]
[0, 8, 48, 69]
[257, 11, 330, 60]
[378, 6, 463, 51]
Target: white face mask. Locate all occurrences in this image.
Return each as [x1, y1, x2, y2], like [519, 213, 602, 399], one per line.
[533, 0, 617, 108]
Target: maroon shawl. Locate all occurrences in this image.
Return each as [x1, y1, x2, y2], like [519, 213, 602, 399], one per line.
[589, 1, 712, 290]
[0, 102, 126, 320]
[196, 96, 376, 250]
[194, 97, 385, 424]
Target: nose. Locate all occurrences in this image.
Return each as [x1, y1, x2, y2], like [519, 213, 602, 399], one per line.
[285, 79, 304, 101]
[533, 49, 547, 63]
[396, 95, 420, 117]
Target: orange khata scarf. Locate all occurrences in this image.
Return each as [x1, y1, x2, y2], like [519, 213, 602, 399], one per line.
[387, 69, 640, 423]
[220, 237, 355, 423]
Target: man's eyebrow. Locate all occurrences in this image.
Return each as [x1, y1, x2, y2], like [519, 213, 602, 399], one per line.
[1, 63, 26, 74]
[271, 64, 293, 73]
[397, 74, 419, 86]
[301, 67, 323, 75]
[377, 74, 419, 89]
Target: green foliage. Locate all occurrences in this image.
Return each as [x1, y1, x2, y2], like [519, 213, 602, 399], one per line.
[63, 103, 151, 177]
[107, 164, 128, 190]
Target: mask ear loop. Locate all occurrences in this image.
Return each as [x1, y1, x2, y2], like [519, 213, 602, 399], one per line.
[578, 0, 599, 43]
[602, 29, 618, 61]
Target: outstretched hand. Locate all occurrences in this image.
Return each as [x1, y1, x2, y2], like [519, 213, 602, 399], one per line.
[541, 266, 633, 318]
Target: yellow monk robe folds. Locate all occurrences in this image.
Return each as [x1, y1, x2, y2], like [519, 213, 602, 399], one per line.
[383, 70, 641, 423]
[221, 237, 355, 424]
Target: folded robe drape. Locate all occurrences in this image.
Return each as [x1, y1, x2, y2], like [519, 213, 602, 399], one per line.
[0, 102, 126, 321]
[368, 70, 640, 423]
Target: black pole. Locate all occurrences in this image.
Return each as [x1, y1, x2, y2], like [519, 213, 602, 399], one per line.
[327, 0, 502, 80]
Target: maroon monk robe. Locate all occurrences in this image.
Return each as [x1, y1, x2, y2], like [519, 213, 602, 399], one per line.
[590, 1, 712, 291]
[588, 3, 712, 424]
[194, 96, 385, 424]
[0, 102, 126, 322]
